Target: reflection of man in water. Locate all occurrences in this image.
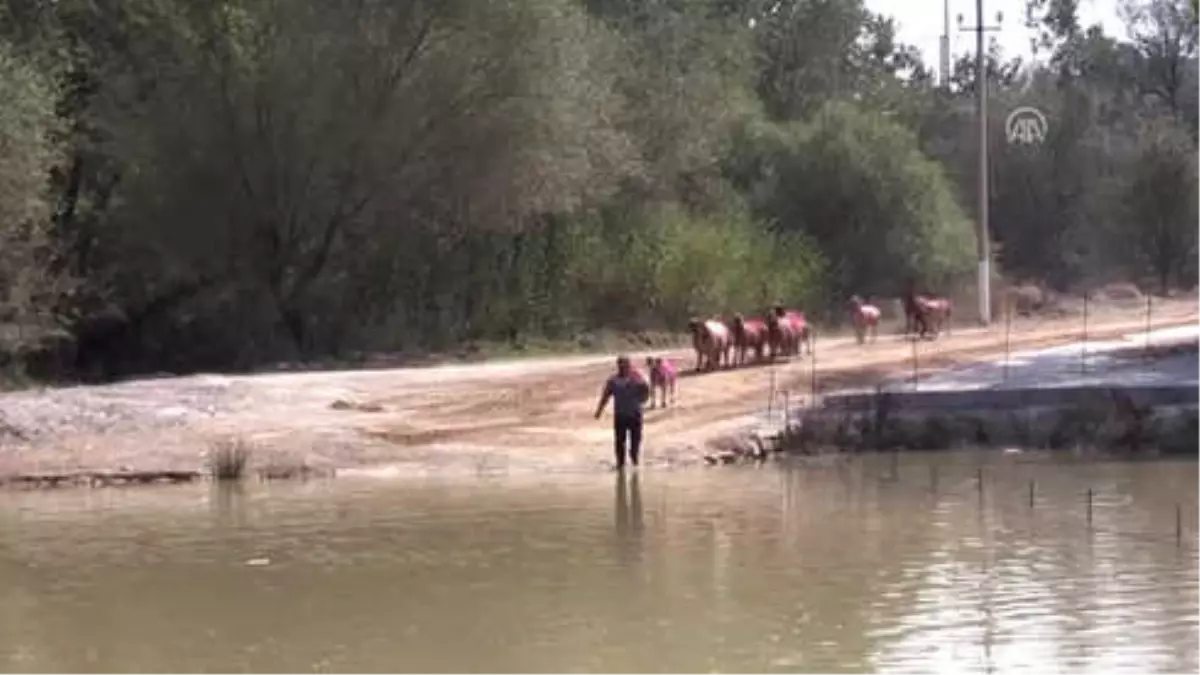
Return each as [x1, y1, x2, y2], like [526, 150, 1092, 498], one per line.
[593, 355, 650, 470]
[615, 470, 644, 536]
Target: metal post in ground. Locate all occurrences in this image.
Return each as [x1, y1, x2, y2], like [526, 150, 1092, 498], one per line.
[1081, 291, 1090, 375]
[1004, 298, 1012, 382]
[1177, 503, 1183, 547]
[810, 332, 818, 404]
[1086, 488, 1093, 527]
[911, 337, 919, 391]
[768, 368, 777, 418]
[1028, 479, 1035, 508]
[1145, 293, 1153, 362]
[977, 467, 984, 496]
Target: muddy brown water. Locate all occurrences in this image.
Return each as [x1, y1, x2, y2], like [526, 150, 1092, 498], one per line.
[0, 452, 1195, 673]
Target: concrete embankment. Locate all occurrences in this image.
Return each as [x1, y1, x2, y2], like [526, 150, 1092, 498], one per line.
[770, 326, 1199, 456]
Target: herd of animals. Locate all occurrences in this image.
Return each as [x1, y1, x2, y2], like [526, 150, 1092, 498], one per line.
[640, 287, 954, 409]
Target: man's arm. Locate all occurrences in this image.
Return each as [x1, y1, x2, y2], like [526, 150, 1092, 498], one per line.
[593, 379, 612, 419]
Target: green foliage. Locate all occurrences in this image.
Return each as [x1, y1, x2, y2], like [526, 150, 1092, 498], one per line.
[1117, 116, 1199, 291]
[0, 42, 67, 355]
[0, 0, 1195, 379]
[567, 199, 825, 329]
[730, 102, 975, 300]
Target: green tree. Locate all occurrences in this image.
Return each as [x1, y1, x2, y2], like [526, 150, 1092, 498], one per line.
[1117, 117, 1199, 292]
[728, 102, 975, 304]
[0, 42, 67, 361]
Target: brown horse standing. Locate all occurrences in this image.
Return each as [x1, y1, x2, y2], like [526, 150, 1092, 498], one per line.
[782, 308, 813, 357]
[902, 287, 952, 339]
[687, 317, 733, 371]
[766, 306, 812, 358]
[644, 356, 678, 408]
[765, 309, 796, 359]
[848, 295, 881, 344]
[730, 313, 768, 366]
[922, 296, 952, 336]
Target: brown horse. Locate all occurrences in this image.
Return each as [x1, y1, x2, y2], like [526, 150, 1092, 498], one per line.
[687, 317, 732, 371]
[644, 356, 678, 408]
[902, 288, 952, 339]
[765, 310, 795, 359]
[782, 308, 813, 356]
[921, 296, 952, 336]
[848, 295, 881, 345]
[766, 306, 812, 358]
[730, 313, 769, 366]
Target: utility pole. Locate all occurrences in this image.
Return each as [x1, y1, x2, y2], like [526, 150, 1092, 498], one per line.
[959, 3, 1003, 326]
[940, 0, 951, 87]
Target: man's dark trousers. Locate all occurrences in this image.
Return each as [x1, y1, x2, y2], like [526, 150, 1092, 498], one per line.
[613, 413, 643, 468]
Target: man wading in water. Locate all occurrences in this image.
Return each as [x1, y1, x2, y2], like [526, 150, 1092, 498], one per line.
[593, 356, 650, 470]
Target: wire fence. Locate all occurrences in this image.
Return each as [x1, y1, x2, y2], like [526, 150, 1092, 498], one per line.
[781, 455, 1196, 550]
[747, 286, 1192, 431]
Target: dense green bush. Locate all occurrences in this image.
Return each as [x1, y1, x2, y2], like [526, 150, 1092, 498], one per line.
[728, 102, 976, 302]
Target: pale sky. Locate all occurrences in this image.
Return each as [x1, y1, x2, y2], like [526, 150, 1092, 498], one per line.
[865, 0, 1128, 71]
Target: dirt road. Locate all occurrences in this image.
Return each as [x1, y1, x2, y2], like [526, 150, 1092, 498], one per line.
[0, 298, 1196, 479]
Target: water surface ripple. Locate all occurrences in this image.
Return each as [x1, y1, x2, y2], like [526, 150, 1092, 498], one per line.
[0, 452, 1194, 673]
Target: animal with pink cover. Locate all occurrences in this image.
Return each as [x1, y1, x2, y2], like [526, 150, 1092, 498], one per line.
[848, 295, 881, 344]
[730, 313, 769, 366]
[687, 317, 732, 371]
[644, 356, 678, 408]
[769, 306, 812, 357]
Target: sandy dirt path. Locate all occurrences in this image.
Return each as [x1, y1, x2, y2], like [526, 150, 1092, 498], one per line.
[0, 298, 1195, 478]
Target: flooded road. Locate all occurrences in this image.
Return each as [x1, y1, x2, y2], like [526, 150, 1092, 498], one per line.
[0, 453, 1195, 673]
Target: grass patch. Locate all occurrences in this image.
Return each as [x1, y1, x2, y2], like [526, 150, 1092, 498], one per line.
[209, 438, 252, 481]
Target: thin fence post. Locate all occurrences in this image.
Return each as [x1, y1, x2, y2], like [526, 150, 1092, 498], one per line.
[1028, 479, 1035, 508]
[767, 368, 776, 418]
[1081, 290, 1089, 375]
[782, 390, 790, 428]
[1004, 298, 1012, 383]
[911, 337, 919, 391]
[977, 467, 983, 496]
[1086, 488, 1093, 527]
[810, 332, 818, 404]
[1176, 503, 1182, 547]
[1145, 294, 1153, 362]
